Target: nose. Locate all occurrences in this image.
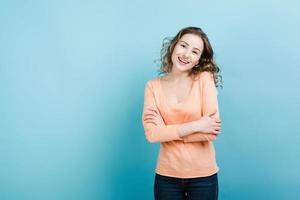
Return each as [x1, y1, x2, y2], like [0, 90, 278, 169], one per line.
[182, 50, 190, 59]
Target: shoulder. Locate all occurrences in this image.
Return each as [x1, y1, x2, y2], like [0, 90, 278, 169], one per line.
[144, 77, 161, 90]
[194, 71, 214, 82]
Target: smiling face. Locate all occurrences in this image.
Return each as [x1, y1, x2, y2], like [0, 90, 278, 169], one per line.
[171, 33, 204, 73]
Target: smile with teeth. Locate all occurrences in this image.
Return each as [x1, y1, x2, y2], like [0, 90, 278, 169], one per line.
[178, 57, 189, 65]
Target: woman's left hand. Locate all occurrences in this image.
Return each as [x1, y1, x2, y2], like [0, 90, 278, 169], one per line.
[143, 108, 166, 126]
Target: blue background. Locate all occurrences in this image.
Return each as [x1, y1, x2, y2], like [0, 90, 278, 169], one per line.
[1, 0, 299, 199]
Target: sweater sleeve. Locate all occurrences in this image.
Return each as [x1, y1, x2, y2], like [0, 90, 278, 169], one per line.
[183, 72, 220, 143]
[142, 81, 183, 143]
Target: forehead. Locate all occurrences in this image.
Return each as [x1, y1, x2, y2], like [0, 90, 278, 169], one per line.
[179, 33, 204, 50]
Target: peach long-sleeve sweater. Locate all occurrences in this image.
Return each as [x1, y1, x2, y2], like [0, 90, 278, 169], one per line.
[142, 72, 220, 178]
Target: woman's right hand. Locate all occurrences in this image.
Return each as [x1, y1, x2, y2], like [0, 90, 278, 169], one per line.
[195, 112, 221, 135]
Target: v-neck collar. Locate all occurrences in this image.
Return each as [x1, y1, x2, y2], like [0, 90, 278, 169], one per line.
[158, 77, 195, 107]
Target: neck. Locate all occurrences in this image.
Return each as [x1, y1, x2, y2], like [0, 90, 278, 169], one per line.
[167, 68, 192, 82]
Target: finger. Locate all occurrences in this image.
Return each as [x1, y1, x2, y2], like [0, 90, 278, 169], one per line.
[144, 113, 156, 117]
[215, 121, 221, 125]
[213, 124, 221, 128]
[147, 108, 159, 114]
[144, 110, 160, 117]
[208, 110, 217, 117]
[211, 130, 218, 135]
[144, 119, 157, 126]
[144, 115, 157, 119]
[210, 117, 221, 122]
[147, 121, 157, 126]
[144, 117, 158, 122]
[215, 119, 221, 123]
[215, 127, 221, 131]
[144, 112, 160, 119]
[214, 127, 221, 132]
[144, 117, 155, 121]
[214, 123, 221, 128]
[144, 110, 155, 115]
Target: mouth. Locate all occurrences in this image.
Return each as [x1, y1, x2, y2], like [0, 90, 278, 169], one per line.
[178, 57, 189, 65]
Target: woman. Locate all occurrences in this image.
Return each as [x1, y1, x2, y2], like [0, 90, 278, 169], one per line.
[142, 26, 222, 200]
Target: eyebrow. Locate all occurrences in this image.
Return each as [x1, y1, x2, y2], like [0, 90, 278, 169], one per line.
[180, 41, 201, 52]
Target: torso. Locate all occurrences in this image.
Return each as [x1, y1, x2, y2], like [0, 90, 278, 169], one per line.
[159, 75, 195, 105]
[147, 72, 219, 178]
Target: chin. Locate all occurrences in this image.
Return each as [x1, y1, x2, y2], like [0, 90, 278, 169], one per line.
[174, 64, 192, 72]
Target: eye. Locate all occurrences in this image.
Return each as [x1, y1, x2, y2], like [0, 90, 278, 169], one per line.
[180, 44, 186, 48]
[192, 51, 199, 55]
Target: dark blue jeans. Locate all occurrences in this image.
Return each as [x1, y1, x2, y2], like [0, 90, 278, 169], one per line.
[154, 173, 218, 200]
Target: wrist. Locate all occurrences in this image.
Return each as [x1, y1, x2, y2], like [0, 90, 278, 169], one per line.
[193, 119, 203, 133]
[178, 121, 199, 137]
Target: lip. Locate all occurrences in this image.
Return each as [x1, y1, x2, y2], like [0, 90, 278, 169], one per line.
[178, 57, 189, 65]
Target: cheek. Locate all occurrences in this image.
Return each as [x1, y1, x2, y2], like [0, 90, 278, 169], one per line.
[171, 53, 177, 63]
[192, 55, 201, 64]
[171, 48, 180, 59]
[173, 46, 183, 55]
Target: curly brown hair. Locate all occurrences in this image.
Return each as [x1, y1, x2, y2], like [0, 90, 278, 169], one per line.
[159, 26, 222, 87]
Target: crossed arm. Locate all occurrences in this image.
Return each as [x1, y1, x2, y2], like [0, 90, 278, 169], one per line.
[142, 73, 221, 143]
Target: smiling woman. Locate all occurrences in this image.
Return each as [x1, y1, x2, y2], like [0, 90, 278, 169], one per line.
[171, 34, 203, 72]
[159, 27, 222, 86]
[142, 27, 222, 200]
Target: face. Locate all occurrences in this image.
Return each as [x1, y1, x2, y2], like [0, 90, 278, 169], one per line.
[171, 33, 204, 73]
